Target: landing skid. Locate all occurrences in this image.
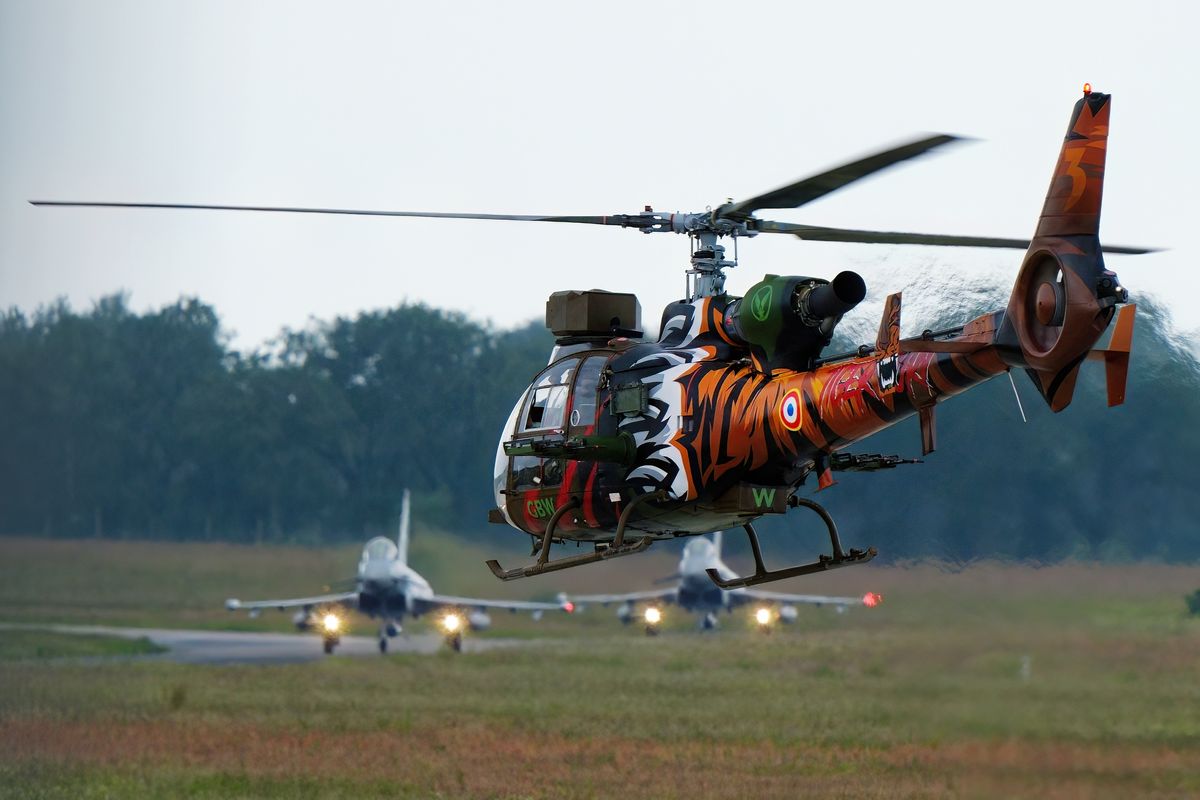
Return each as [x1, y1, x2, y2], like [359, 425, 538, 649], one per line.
[486, 491, 667, 581]
[706, 497, 876, 589]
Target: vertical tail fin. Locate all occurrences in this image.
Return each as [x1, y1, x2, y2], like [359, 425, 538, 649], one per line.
[875, 291, 902, 399]
[1035, 89, 1111, 241]
[397, 489, 411, 565]
[875, 292, 902, 359]
[1000, 88, 1127, 412]
[711, 530, 723, 559]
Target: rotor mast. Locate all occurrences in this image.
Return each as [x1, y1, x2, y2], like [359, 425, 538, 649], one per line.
[621, 206, 756, 301]
[686, 229, 739, 300]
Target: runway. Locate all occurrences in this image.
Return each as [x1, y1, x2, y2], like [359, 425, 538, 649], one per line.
[1, 623, 526, 664]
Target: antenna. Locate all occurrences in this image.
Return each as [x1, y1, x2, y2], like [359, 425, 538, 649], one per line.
[1007, 370, 1028, 424]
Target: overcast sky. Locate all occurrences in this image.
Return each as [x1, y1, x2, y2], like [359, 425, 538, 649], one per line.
[1, 1, 1195, 350]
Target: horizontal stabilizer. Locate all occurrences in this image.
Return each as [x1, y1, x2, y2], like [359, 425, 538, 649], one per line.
[1086, 304, 1136, 406]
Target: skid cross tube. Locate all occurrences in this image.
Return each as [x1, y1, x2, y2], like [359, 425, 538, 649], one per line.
[486, 490, 667, 582]
[705, 497, 876, 589]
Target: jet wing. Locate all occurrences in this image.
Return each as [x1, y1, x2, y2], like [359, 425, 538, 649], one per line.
[414, 594, 569, 614]
[566, 587, 678, 607]
[731, 589, 864, 607]
[225, 592, 358, 612]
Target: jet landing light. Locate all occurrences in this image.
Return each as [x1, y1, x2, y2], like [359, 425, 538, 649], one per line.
[322, 613, 341, 633]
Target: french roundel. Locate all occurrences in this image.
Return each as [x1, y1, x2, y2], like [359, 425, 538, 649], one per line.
[780, 389, 803, 431]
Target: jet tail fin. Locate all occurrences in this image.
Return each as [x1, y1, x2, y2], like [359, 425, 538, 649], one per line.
[397, 489, 411, 565]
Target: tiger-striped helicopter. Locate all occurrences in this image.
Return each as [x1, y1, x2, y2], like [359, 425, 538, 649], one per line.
[34, 87, 1152, 588]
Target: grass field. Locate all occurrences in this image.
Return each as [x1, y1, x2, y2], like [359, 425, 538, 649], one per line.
[0, 630, 164, 661]
[1, 536, 1199, 798]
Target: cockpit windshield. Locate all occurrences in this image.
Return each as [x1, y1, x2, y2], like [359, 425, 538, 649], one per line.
[363, 537, 398, 561]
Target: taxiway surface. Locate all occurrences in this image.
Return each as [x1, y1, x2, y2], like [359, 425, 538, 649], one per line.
[1, 623, 524, 664]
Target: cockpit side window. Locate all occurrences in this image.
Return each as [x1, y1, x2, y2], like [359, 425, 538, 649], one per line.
[521, 359, 577, 432]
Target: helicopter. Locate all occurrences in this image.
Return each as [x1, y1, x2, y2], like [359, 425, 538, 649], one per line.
[33, 86, 1152, 588]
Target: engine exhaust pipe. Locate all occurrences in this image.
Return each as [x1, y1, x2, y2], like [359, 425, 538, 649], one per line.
[803, 271, 867, 320]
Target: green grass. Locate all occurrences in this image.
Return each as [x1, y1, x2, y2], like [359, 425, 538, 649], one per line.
[0, 630, 164, 661]
[2, 626, 1199, 798]
[1, 536, 1199, 797]
[4, 628, 1195, 745]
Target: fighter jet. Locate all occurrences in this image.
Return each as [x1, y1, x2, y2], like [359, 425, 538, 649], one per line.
[567, 531, 880, 633]
[226, 491, 569, 653]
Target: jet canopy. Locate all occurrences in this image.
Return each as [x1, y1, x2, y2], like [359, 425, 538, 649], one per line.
[363, 537, 398, 561]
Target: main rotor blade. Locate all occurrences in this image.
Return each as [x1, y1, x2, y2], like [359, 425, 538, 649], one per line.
[28, 201, 652, 228]
[717, 134, 961, 221]
[755, 220, 1158, 254]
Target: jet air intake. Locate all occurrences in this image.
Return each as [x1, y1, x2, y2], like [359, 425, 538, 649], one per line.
[723, 271, 866, 374]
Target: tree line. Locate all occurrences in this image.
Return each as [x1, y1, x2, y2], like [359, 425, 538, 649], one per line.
[1, 293, 1196, 561]
[0, 294, 552, 542]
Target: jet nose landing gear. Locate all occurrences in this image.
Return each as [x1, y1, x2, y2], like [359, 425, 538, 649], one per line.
[379, 621, 400, 654]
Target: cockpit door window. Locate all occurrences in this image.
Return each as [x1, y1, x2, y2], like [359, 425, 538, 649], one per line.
[521, 359, 577, 432]
[568, 355, 608, 432]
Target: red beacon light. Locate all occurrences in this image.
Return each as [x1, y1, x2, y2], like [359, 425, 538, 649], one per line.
[862, 592, 882, 608]
[562, 600, 576, 614]
[1083, 82, 1092, 96]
